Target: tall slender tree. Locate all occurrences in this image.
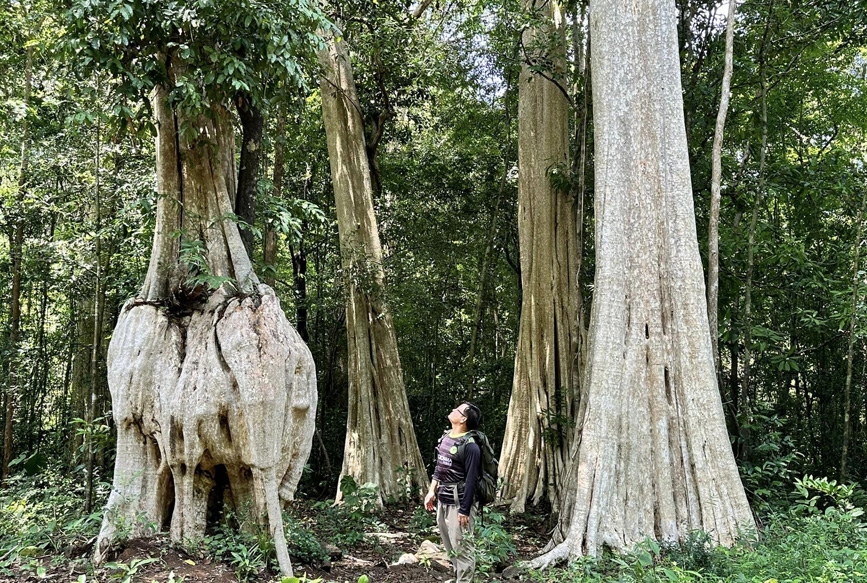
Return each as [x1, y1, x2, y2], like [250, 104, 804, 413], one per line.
[841, 190, 866, 479]
[707, 0, 738, 380]
[318, 29, 428, 502]
[4, 28, 34, 481]
[498, 0, 580, 513]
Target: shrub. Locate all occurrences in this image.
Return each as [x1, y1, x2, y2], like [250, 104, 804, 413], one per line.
[284, 517, 328, 566]
[469, 509, 516, 576]
[408, 505, 435, 534]
[306, 477, 381, 548]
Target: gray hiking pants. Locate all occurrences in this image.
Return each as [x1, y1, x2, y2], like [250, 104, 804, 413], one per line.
[436, 500, 477, 583]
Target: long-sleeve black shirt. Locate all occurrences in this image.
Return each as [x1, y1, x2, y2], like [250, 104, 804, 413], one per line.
[433, 432, 481, 516]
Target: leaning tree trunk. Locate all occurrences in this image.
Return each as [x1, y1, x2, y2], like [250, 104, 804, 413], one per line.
[530, 0, 754, 566]
[318, 34, 428, 502]
[498, 0, 579, 514]
[95, 69, 316, 578]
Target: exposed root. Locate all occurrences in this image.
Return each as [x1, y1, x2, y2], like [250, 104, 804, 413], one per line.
[262, 467, 293, 577]
[96, 286, 315, 565]
[526, 540, 572, 570]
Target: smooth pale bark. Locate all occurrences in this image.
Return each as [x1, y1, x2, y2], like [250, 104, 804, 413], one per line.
[707, 0, 737, 379]
[530, 0, 754, 566]
[96, 66, 315, 578]
[318, 34, 428, 502]
[498, 0, 579, 514]
[841, 191, 866, 480]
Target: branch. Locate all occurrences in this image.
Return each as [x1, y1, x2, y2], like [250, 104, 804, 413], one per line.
[411, 0, 434, 19]
[519, 34, 575, 108]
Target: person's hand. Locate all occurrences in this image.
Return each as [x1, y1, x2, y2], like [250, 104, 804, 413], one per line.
[424, 490, 436, 512]
[458, 513, 469, 529]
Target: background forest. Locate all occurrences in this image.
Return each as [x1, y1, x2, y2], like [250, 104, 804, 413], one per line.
[1, 0, 867, 582]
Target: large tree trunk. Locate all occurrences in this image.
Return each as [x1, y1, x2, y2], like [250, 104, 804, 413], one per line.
[318, 34, 428, 502]
[95, 67, 316, 578]
[530, 0, 754, 566]
[498, 0, 580, 514]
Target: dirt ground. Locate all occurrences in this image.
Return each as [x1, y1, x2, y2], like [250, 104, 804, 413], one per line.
[2, 505, 551, 583]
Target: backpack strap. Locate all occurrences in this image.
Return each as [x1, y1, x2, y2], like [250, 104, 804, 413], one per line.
[454, 430, 479, 464]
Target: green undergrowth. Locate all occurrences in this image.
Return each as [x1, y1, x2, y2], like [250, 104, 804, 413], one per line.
[2, 464, 864, 583]
[0, 464, 107, 575]
[524, 479, 867, 583]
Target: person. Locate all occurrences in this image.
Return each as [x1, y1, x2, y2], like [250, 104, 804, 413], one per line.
[424, 402, 483, 583]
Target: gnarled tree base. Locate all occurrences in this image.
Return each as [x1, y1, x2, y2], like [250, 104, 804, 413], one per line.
[95, 285, 316, 577]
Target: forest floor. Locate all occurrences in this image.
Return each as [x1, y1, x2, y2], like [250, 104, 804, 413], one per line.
[1, 498, 552, 583]
[5, 470, 867, 583]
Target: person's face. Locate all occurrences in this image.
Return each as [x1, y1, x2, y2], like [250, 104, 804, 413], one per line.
[448, 404, 470, 425]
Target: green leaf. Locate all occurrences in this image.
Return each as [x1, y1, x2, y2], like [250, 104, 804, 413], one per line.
[637, 550, 653, 568]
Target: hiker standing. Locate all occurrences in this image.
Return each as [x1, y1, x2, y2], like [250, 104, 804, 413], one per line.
[424, 402, 483, 583]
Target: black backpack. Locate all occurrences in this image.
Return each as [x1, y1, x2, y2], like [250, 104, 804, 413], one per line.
[438, 429, 499, 505]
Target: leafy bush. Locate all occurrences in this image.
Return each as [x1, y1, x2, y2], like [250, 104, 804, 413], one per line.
[306, 477, 381, 548]
[738, 409, 804, 514]
[199, 520, 267, 582]
[339, 475, 380, 516]
[792, 475, 865, 517]
[284, 517, 329, 566]
[389, 465, 418, 505]
[408, 505, 435, 534]
[469, 509, 516, 576]
[524, 505, 867, 583]
[659, 531, 728, 575]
